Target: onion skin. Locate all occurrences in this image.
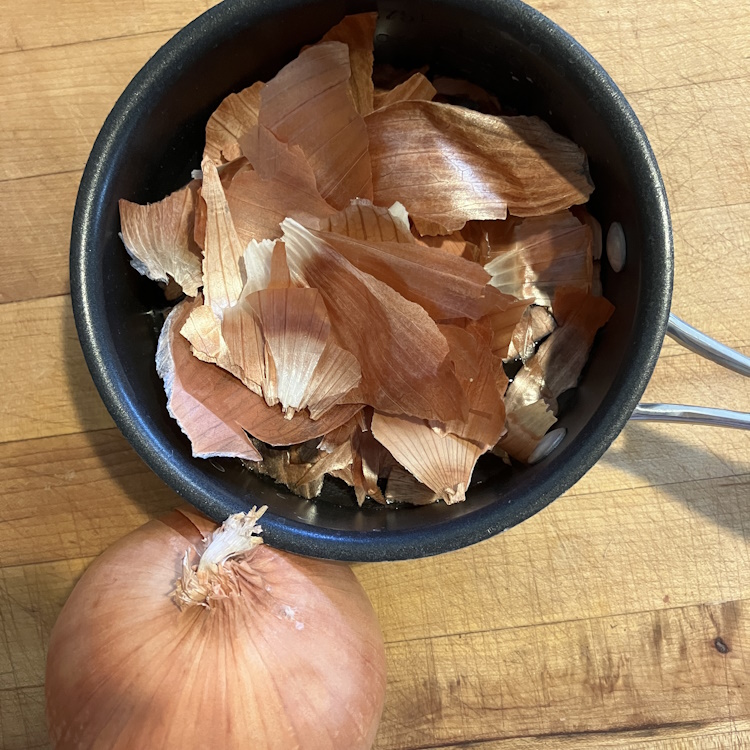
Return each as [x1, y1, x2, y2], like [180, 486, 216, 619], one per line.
[45, 510, 386, 750]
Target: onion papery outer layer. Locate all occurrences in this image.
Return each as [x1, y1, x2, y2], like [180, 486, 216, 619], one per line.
[435, 322, 506, 451]
[245, 438, 353, 499]
[46, 509, 387, 750]
[200, 157, 246, 316]
[245, 280, 362, 418]
[483, 211, 593, 306]
[259, 41, 372, 209]
[220, 244, 362, 419]
[373, 72, 436, 110]
[204, 81, 264, 164]
[305, 225, 492, 321]
[181, 302, 256, 390]
[301, 198, 414, 244]
[505, 287, 615, 412]
[159, 298, 261, 460]
[161, 297, 363, 449]
[385, 464, 440, 505]
[371, 412, 482, 504]
[369, 322, 506, 503]
[318, 12, 378, 116]
[471, 288, 531, 360]
[119, 181, 202, 296]
[497, 399, 558, 463]
[366, 101, 593, 235]
[281, 218, 468, 423]
[571, 205, 603, 260]
[231, 126, 336, 245]
[507, 305, 557, 362]
[413, 228, 480, 261]
[193, 158, 251, 251]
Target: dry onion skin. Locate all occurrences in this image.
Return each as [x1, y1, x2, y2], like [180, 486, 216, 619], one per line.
[119, 13, 615, 506]
[46, 508, 386, 750]
[119, 181, 203, 296]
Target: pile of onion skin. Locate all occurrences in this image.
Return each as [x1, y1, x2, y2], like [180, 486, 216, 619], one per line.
[119, 12, 615, 506]
[46, 507, 387, 750]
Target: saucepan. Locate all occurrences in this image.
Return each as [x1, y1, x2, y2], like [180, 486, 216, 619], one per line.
[70, 0, 750, 561]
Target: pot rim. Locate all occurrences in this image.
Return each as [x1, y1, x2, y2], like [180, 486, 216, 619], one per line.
[70, 0, 673, 561]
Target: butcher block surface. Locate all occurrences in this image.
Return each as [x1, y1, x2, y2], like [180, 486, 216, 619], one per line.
[1, 0, 749, 747]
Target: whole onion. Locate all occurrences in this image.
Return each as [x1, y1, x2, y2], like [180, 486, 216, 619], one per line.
[46, 507, 386, 749]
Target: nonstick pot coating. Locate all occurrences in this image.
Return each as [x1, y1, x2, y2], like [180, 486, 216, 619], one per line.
[71, 0, 672, 560]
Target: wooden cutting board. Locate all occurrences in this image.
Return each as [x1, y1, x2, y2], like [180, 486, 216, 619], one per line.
[1, 1, 749, 748]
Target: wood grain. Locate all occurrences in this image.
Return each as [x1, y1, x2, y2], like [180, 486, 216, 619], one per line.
[1, 690, 748, 750]
[0, 0, 749, 748]
[0, 430, 178, 568]
[0, 0, 218, 54]
[374, 600, 750, 749]
[414, 724, 750, 750]
[534, 0, 750, 95]
[0, 558, 90, 750]
[1, 552, 749, 750]
[630, 80, 750, 215]
[0, 171, 80, 304]
[0, 558, 90, 691]
[666, 202, 750, 353]
[0, 31, 174, 181]
[0, 686, 48, 750]
[358, 469, 750, 645]
[0, 296, 112, 444]
[0, 412, 748, 634]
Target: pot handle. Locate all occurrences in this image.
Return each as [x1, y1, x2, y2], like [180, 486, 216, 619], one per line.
[630, 314, 750, 430]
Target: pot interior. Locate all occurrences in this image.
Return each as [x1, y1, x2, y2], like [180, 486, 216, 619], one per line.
[74, 0, 671, 559]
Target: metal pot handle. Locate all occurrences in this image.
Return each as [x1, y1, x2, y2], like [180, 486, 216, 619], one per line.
[630, 314, 750, 430]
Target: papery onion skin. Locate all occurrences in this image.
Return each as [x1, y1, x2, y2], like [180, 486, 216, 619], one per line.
[45, 510, 387, 750]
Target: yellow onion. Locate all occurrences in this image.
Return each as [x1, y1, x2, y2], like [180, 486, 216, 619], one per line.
[45, 507, 386, 749]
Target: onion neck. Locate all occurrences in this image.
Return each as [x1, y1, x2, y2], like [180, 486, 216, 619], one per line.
[173, 506, 267, 610]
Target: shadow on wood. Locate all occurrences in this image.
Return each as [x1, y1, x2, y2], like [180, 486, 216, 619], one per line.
[601, 422, 750, 537]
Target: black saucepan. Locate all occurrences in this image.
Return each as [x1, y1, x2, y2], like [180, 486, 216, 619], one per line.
[70, 0, 674, 561]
